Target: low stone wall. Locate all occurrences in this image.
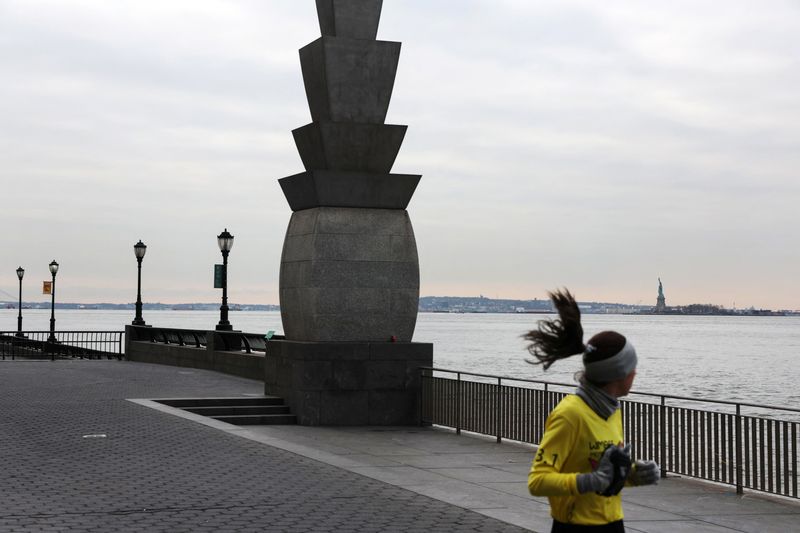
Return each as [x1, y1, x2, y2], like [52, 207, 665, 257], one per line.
[265, 339, 433, 425]
[125, 326, 263, 381]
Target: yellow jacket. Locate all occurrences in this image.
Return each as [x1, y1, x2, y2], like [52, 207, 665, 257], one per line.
[528, 394, 625, 525]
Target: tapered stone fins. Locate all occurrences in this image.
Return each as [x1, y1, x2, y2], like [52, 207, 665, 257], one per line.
[279, 170, 420, 211]
[300, 37, 400, 124]
[316, 0, 383, 40]
[293, 122, 406, 173]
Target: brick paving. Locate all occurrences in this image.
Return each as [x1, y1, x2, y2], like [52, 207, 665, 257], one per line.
[0, 361, 529, 532]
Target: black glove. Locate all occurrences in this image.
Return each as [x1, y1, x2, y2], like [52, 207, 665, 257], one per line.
[600, 444, 632, 496]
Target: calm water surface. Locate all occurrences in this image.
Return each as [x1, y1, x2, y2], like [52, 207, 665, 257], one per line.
[2, 309, 798, 408]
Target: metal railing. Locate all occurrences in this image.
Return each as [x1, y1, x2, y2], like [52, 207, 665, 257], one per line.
[420, 367, 800, 500]
[131, 326, 210, 348]
[129, 326, 284, 354]
[0, 331, 124, 360]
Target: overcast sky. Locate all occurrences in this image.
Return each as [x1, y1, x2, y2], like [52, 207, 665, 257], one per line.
[1, 0, 798, 310]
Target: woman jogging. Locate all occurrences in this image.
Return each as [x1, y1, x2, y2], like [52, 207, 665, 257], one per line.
[526, 289, 659, 533]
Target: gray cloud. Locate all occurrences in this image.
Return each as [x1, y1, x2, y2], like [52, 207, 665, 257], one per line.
[1, 0, 798, 310]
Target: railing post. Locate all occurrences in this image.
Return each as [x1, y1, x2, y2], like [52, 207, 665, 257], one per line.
[241, 335, 252, 354]
[541, 383, 549, 443]
[792, 423, 798, 499]
[660, 395, 667, 479]
[456, 372, 462, 436]
[418, 368, 424, 426]
[736, 403, 743, 495]
[496, 377, 502, 443]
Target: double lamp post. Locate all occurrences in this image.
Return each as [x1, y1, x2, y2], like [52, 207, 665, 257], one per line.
[14, 262, 58, 343]
[130, 229, 233, 331]
[14, 262, 58, 342]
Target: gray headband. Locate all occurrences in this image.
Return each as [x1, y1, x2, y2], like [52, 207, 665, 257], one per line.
[583, 340, 637, 383]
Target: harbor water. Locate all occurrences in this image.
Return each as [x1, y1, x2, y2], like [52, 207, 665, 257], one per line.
[2, 309, 798, 409]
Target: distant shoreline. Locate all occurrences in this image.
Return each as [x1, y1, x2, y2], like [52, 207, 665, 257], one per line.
[2, 306, 797, 317]
[2, 295, 796, 316]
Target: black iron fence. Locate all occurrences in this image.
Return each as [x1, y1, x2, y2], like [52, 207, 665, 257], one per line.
[0, 331, 124, 360]
[129, 325, 283, 354]
[420, 367, 800, 500]
[130, 326, 210, 348]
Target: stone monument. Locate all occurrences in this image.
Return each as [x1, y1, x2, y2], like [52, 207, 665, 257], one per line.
[655, 277, 666, 313]
[265, 0, 433, 425]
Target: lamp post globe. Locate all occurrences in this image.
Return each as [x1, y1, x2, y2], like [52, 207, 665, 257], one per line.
[217, 229, 234, 253]
[47, 260, 59, 345]
[134, 240, 147, 260]
[216, 228, 234, 331]
[132, 240, 147, 326]
[15, 267, 24, 337]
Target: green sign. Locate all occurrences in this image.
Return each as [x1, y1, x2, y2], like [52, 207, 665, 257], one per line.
[213, 264, 223, 289]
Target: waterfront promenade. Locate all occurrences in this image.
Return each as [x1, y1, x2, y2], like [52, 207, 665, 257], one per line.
[2, 360, 798, 532]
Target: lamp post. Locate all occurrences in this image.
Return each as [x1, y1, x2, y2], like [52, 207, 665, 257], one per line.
[16, 267, 24, 337]
[132, 240, 147, 326]
[47, 260, 59, 344]
[216, 228, 234, 331]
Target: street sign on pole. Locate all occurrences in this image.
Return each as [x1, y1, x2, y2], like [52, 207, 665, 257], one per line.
[213, 264, 223, 289]
[42, 281, 52, 295]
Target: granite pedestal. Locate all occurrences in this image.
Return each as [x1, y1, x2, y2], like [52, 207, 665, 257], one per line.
[264, 339, 432, 425]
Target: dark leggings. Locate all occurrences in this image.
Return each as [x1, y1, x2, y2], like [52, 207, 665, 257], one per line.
[551, 519, 624, 533]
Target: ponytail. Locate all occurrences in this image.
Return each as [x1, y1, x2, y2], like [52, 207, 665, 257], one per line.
[524, 289, 585, 369]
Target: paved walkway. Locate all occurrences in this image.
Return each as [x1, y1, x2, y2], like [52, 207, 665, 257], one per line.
[3, 361, 799, 532]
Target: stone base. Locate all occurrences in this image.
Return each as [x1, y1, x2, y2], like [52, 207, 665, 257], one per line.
[264, 339, 432, 426]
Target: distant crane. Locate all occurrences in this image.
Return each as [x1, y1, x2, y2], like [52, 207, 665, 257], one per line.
[0, 288, 16, 301]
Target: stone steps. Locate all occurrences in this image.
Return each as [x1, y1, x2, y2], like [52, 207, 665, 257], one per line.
[212, 413, 297, 425]
[158, 397, 284, 408]
[155, 396, 296, 426]
[184, 405, 290, 416]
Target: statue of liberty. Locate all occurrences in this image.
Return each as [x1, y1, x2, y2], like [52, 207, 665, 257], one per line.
[656, 278, 666, 312]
